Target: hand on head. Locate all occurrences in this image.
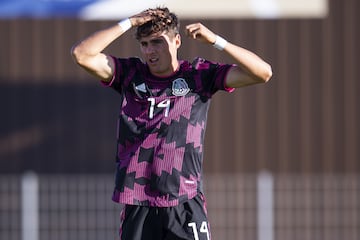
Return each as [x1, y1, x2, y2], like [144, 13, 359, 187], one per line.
[129, 10, 155, 27]
[129, 8, 217, 46]
[185, 23, 217, 45]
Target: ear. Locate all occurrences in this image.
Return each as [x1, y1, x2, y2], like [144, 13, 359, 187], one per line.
[175, 34, 181, 49]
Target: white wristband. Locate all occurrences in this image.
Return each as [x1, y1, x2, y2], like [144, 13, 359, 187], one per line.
[213, 35, 228, 50]
[118, 18, 132, 32]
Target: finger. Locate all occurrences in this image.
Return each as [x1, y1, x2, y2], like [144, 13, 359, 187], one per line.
[186, 23, 201, 29]
[185, 29, 197, 39]
[185, 26, 200, 38]
[130, 14, 153, 26]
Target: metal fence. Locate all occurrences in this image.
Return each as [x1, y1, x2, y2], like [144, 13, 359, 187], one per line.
[1, 173, 359, 240]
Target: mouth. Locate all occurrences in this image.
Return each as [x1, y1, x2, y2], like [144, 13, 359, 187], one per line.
[148, 57, 159, 64]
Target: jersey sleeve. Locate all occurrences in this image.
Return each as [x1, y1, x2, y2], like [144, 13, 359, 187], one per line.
[101, 57, 143, 93]
[192, 58, 236, 96]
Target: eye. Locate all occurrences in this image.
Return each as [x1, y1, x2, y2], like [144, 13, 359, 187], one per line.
[150, 38, 164, 45]
[153, 39, 163, 44]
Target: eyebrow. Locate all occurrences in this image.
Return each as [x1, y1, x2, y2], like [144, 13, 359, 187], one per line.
[140, 37, 164, 45]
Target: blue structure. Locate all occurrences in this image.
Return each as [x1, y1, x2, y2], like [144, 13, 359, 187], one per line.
[0, 0, 97, 18]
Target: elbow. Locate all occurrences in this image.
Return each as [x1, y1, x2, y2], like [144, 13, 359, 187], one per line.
[70, 45, 80, 63]
[70, 44, 86, 66]
[261, 64, 273, 83]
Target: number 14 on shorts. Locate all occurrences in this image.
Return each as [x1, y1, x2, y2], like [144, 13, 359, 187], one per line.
[188, 221, 210, 240]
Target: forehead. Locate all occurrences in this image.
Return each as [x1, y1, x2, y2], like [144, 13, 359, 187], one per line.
[139, 31, 171, 42]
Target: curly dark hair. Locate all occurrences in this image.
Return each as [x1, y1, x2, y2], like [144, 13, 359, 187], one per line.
[135, 7, 180, 40]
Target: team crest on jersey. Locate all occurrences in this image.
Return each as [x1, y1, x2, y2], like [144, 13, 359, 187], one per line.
[172, 78, 190, 96]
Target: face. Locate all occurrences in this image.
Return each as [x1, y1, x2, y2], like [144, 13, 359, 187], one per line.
[139, 31, 181, 77]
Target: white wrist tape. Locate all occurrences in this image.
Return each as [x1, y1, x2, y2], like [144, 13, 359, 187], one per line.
[213, 35, 228, 50]
[118, 18, 132, 32]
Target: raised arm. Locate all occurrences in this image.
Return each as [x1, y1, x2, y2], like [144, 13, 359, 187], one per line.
[70, 11, 153, 82]
[185, 23, 272, 88]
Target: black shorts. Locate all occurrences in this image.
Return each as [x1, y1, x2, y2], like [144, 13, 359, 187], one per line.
[119, 194, 211, 240]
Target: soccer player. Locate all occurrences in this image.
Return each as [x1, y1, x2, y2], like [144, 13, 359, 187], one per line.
[71, 7, 272, 240]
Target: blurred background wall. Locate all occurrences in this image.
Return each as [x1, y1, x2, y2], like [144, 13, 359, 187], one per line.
[0, 0, 359, 239]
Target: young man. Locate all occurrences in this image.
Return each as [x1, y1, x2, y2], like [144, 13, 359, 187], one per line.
[71, 7, 272, 240]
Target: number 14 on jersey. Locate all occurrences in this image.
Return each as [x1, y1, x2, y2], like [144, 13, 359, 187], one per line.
[147, 97, 171, 119]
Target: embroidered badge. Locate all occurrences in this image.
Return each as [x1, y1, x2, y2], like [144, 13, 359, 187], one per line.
[172, 78, 190, 96]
